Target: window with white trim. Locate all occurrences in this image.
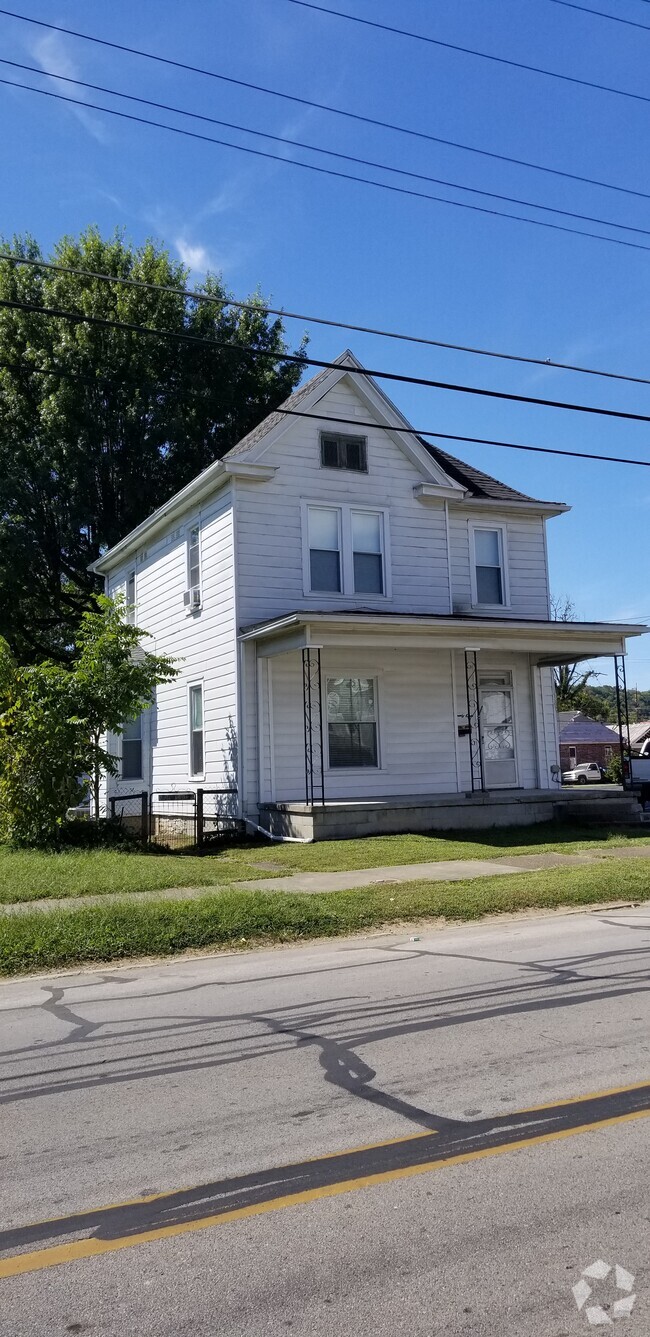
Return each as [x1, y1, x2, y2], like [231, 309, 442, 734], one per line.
[189, 684, 204, 777]
[320, 432, 367, 472]
[187, 525, 201, 591]
[308, 506, 341, 593]
[305, 504, 389, 598]
[126, 570, 136, 625]
[352, 510, 384, 595]
[472, 526, 506, 606]
[121, 714, 142, 780]
[327, 677, 378, 768]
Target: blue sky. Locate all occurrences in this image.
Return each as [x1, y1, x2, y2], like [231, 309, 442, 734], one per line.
[2, 0, 650, 685]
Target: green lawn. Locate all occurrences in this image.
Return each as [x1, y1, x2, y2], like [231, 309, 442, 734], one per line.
[1, 857, 648, 975]
[1, 823, 649, 904]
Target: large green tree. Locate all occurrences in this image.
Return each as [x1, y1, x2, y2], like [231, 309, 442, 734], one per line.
[0, 228, 306, 662]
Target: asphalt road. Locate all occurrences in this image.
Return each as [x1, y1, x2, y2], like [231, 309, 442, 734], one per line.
[1, 905, 649, 1335]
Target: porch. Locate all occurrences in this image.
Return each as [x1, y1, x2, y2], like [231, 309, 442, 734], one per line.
[240, 611, 643, 840]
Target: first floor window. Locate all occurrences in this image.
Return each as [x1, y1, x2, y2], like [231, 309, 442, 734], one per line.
[189, 685, 204, 776]
[352, 510, 384, 595]
[308, 506, 341, 593]
[473, 527, 505, 606]
[121, 715, 142, 779]
[327, 677, 378, 768]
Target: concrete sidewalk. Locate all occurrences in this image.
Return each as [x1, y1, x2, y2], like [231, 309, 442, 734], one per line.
[2, 843, 649, 915]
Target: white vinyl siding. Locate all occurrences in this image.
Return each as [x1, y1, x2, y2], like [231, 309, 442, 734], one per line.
[105, 488, 237, 800]
[449, 510, 549, 619]
[235, 379, 451, 625]
[269, 647, 459, 801]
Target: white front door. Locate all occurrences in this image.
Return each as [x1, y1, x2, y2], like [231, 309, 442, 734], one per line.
[480, 674, 518, 788]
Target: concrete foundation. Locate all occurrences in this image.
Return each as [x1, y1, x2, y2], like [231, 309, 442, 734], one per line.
[255, 787, 641, 841]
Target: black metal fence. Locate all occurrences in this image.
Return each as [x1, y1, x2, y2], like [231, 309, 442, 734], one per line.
[147, 787, 243, 851]
[108, 791, 149, 846]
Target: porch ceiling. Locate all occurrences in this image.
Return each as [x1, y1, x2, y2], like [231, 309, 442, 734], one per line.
[240, 610, 648, 663]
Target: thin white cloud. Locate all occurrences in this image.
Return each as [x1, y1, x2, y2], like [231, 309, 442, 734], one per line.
[174, 238, 224, 275]
[30, 32, 107, 143]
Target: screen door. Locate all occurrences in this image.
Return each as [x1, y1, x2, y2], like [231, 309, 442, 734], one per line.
[479, 674, 517, 788]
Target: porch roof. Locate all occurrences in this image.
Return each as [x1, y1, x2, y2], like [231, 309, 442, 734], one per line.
[239, 609, 648, 665]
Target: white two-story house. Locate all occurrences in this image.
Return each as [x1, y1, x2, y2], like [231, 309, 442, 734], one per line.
[93, 351, 645, 839]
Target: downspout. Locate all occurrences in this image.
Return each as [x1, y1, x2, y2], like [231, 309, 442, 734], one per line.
[444, 500, 453, 613]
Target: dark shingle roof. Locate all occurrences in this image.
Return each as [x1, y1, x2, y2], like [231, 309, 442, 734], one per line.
[558, 713, 620, 743]
[224, 356, 559, 505]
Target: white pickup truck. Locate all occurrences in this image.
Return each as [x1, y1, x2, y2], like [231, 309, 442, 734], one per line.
[624, 739, 650, 791]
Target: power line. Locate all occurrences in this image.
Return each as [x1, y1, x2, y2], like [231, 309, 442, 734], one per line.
[2, 9, 650, 210]
[2, 357, 650, 470]
[5, 76, 650, 259]
[7, 58, 650, 240]
[285, 0, 650, 107]
[6, 293, 650, 425]
[6, 250, 650, 390]
[548, 0, 650, 31]
[276, 408, 650, 469]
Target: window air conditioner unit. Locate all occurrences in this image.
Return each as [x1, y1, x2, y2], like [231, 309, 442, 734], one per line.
[184, 588, 202, 609]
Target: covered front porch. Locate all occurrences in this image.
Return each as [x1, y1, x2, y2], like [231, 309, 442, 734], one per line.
[240, 612, 642, 840]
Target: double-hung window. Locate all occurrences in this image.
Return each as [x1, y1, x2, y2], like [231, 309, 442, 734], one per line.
[327, 677, 378, 768]
[308, 507, 341, 593]
[472, 526, 507, 607]
[121, 714, 142, 780]
[126, 570, 136, 625]
[306, 505, 388, 598]
[189, 684, 204, 777]
[351, 510, 384, 595]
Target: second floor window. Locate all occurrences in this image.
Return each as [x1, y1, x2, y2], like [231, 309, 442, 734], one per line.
[187, 525, 200, 591]
[472, 527, 506, 606]
[306, 504, 388, 598]
[126, 570, 136, 625]
[308, 507, 341, 593]
[352, 510, 384, 595]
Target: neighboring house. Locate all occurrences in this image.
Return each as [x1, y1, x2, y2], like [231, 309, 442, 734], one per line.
[92, 351, 647, 839]
[617, 720, 650, 755]
[558, 711, 620, 772]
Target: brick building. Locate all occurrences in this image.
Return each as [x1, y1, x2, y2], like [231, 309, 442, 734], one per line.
[558, 711, 620, 772]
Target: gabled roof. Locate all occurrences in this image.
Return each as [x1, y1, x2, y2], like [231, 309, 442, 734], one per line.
[225, 351, 563, 506]
[558, 712, 620, 742]
[616, 720, 650, 745]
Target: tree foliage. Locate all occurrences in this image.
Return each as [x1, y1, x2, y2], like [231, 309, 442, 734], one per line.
[0, 228, 306, 662]
[0, 597, 177, 846]
[551, 595, 605, 714]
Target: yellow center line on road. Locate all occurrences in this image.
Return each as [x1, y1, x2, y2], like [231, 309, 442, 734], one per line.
[2, 1090, 650, 1281]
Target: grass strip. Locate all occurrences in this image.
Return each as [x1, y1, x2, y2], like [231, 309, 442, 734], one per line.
[1, 859, 649, 976]
[2, 824, 650, 904]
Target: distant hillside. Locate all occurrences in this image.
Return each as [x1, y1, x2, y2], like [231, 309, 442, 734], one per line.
[581, 685, 650, 725]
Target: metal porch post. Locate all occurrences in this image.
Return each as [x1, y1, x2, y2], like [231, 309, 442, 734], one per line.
[614, 654, 631, 790]
[302, 647, 325, 805]
[464, 648, 485, 792]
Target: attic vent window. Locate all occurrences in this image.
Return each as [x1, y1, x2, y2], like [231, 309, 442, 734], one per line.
[320, 433, 367, 472]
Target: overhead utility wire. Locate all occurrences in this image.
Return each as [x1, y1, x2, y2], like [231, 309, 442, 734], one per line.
[548, 0, 650, 31]
[7, 59, 650, 239]
[275, 408, 650, 469]
[285, 0, 650, 106]
[6, 293, 650, 425]
[6, 251, 650, 390]
[4, 77, 650, 258]
[2, 358, 649, 470]
[2, 11, 650, 209]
